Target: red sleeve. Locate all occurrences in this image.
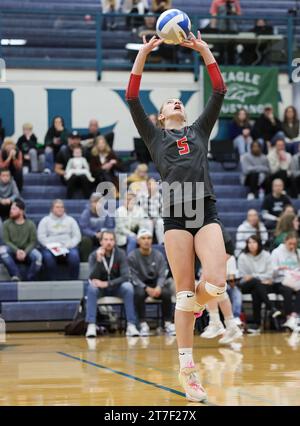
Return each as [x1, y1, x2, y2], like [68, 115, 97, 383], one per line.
[207, 62, 227, 94]
[125, 73, 142, 100]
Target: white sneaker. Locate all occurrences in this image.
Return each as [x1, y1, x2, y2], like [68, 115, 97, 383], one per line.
[139, 322, 150, 336]
[247, 192, 255, 200]
[86, 323, 97, 338]
[178, 367, 207, 402]
[165, 321, 176, 336]
[200, 323, 225, 339]
[219, 326, 243, 345]
[234, 317, 242, 326]
[126, 323, 140, 337]
[282, 315, 298, 331]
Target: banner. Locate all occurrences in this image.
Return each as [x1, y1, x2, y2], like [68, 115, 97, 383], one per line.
[204, 66, 278, 117]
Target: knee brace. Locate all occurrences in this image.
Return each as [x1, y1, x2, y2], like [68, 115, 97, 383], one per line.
[205, 281, 227, 297]
[176, 291, 196, 312]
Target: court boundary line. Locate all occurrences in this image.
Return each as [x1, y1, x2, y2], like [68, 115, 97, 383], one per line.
[57, 351, 217, 406]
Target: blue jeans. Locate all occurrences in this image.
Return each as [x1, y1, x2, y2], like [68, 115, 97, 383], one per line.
[126, 235, 137, 255]
[44, 146, 54, 171]
[41, 247, 80, 280]
[85, 280, 136, 325]
[0, 246, 42, 280]
[227, 286, 242, 318]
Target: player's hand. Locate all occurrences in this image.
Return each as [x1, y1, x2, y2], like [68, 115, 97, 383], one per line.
[140, 35, 163, 55]
[180, 31, 209, 53]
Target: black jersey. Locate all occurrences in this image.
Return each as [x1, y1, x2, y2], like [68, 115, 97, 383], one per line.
[127, 91, 225, 206]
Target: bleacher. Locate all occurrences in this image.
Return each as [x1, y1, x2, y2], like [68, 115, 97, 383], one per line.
[0, 0, 299, 69]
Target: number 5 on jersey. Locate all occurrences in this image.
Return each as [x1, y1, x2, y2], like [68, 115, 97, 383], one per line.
[177, 136, 190, 156]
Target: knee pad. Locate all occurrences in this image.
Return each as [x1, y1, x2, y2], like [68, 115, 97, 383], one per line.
[218, 291, 229, 302]
[175, 291, 195, 312]
[205, 281, 227, 297]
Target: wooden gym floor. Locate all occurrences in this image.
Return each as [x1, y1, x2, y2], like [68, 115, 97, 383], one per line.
[0, 331, 300, 406]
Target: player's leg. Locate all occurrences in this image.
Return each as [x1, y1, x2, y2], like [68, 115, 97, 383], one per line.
[164, 229, 207, 402]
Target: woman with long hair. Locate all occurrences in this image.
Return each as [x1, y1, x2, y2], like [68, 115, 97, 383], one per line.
[126, 32, 228, 402]
[273, 212, 299, 249]
[0, 138, 23, 191]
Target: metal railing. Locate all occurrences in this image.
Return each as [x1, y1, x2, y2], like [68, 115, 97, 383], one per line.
[0, 8, 297, 81]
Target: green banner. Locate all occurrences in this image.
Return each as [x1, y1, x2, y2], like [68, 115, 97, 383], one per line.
[204, 66, 278, 118]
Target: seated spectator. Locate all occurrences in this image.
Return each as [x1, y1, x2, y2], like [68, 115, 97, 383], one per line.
[128, 228, 175, 336]
[267, 138, 292, 191]
[261, 179, 292, 230]
[80, 119, 101, 148]
[0, 169, 20, 221]
[44, 116, 68, 171]
[238, 235, 281, 332]
[136, 177, 164, 244]
[17, 123, 45, 173]
[0, 138, 23, 191]
[291, 144, 300, 198]
[230, 108, 252, 140]
[115, 192, 151, 254]
[90, 135, 121, 190]
[127, 163, 148, 195]
[240, 141, 269, 199]
[235, 209, 268, 256]
[252, 106, 284, 148]
[64, 146, 94, 199]
[271, 232, 300, 330]
[0, 118, 5, 145]
[272, 213, 299, 249]
[233, 127, 254, 157]
[37, 199, 81, 280]
[85, 230, 139, 338]
[79, 193, 115, 261]
[282, 106, 300, 152]
[101, 0, 121, 30]
[0, 199, 42, 281]
[123, 0, 149, 28]
[151, 0, 171, 13]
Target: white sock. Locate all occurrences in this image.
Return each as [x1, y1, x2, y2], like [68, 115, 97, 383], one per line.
[178, 348, 195, 369]
[225, 316, 236, 329]
[209, 309, 221, 325]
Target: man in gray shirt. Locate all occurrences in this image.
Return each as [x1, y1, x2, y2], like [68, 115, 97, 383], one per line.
[128, 229, 175, 336]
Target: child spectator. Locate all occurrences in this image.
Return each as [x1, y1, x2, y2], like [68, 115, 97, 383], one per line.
[127, 163, 149, 195]
[17, 123, 45, 172]
[64, 146, 94, 199]
[0, 169, 20, 221]
[0, 199, 42, 281]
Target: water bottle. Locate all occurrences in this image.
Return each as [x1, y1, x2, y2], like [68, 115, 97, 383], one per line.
[0, 316, 6, 343]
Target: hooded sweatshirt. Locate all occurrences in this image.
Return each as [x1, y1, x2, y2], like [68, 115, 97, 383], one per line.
[238, 250, 273, 282]
[271, 243, 300, 282]
[235, 220, 268, 256]
[37, 213, 81, 249]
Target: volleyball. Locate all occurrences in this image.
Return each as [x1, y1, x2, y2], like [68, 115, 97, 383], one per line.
[156, 9, 191, 45]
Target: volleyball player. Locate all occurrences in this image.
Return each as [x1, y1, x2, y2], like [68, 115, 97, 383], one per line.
[126, 32, 227, 402]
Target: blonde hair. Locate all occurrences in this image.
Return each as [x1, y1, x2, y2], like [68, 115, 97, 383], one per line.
[158, 99, 187, 128]
[91, 135, 111, 157]
[23, 123, 33, 130]
[2, 138, 16, 151]
[275, 213, 297, 236]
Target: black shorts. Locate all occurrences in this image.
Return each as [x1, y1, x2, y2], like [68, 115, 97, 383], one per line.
[163, 197, 234, 256]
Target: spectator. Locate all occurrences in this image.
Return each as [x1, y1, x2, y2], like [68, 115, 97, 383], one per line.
[282, 106, 300, 146]
[0, 169, 20, 221]
[128, 228, 174, 335]
[0, 199, 42, 281]
[37, 199, 81, 280]
[238, 235, 281, 332]
[0, 138, 23, 191]
[90, 135, 121, 190]
[271, 233, 300, 330]
[123, 0, 149, 28]
[252, 106, 284, 147]
[151, 0, 171, 13]
[267, 138, 292, 191]
[240, 141, 269, 199]
[85, 230, 140, 338]
[0, 118, 5, 145]
[127, 163, 148, 194]
[235, 209, 268, 257]
[17, 123, 45, 173]
[115, 192, 151, 253]
[226, 255, 243, 325]
[80, 119, 101, 148]
[64, 146, 94, 199]
[233, 127, 254, 157]
[101, 0, 121, 30]
[273, 213, 299, 249]
[291, 144, 300, 198]
[79, 193, 115, 261]
[136, 12, 156, 39]
[261, 179, 292, 230]
[230, 108, 251, 140]
[136, 177, 164, 244]
[44, 116, 68, 171]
